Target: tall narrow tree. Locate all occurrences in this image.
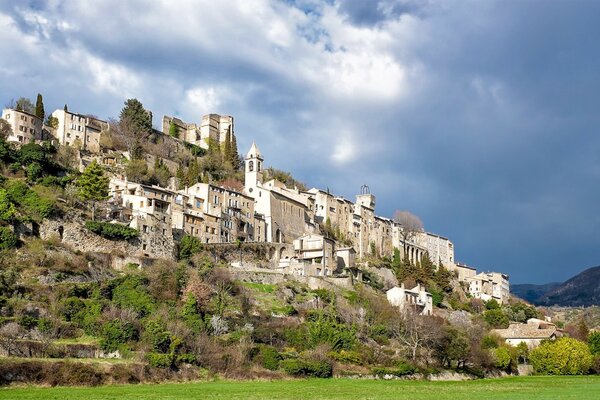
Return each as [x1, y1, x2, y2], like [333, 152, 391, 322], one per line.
[223, 130, 232, 166]
[64, 104, 68, 112]
[231, 132, 240, 169]
[76, 160, 109, 221]
[35, 93, 45, 120]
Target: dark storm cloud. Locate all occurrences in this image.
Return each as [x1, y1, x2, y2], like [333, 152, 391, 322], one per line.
[0, 0, 598, 283]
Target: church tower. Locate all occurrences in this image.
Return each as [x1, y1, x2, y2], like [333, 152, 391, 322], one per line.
[244, 142, 263, 194]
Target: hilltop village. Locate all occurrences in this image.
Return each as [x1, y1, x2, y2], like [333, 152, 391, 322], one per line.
[1, 95, 597, 385]
[2, 98, 509, 306]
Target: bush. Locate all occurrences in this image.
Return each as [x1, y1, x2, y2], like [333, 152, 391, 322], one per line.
[0, 226, 17, 250]
[493, 346, 515, 371]
[85, 221, 138, 240]
[100, 320, 137, 352]
[147, 352, 175, 368]
[372, 362, 416, 377]
[530, 337, 593, 375]
[178, 235, 203, 259]
[328, 349, 362, 365]
[281, 358, 332, 378]
[254, 345, 280, 370]
[111, 276, 154, 317]
[588, 331, 600, 355]
[483, 309, 509, 328]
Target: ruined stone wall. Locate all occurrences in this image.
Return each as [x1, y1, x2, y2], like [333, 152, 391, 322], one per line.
[39, 212, 176, 263]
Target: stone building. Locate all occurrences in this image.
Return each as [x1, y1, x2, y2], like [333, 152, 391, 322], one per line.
[162, 115, 200, 145]
[244, 142, 314, 243]
[415, 232, 455, 266]
[293, 233, 337, 276]
[108, 178, 174, 256]
[50, 109, 108, 153]
[467, 271, 510, 304]
[492, 319, 558, 349]
[1, 108, 43, 144]
[386, 283, 433, 316]
[200, 114, 233, 145]
[180, 182, 256, 243]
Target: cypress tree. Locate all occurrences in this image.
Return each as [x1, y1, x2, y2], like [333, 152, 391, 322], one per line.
[223, 130, 232, 166]
[35, 94, 45, 120]
[64, 104, 68, 112]
[231, 132, 240, 169]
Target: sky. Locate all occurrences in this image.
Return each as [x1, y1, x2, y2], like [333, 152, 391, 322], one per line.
[1, 0, 599, 284]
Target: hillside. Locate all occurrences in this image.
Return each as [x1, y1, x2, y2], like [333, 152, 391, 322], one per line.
[511, 282, 561, 304]
[513, 266, 600, 306]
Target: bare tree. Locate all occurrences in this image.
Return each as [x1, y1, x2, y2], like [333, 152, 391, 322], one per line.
[391, 309, 444, 362]
[108, 116, 146, 159]
[393, 210, 424, 261]
[0, 322, 26, 356]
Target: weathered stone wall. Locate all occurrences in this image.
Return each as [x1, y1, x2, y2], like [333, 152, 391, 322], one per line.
[39, 212, 176, 263]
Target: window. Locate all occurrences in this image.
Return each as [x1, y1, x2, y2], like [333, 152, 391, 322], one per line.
[248, 160, 254, 172]
[4, 114, 9, 119]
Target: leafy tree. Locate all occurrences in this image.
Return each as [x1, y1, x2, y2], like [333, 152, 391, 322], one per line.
[0, 118, 12, 140]
[46, 115, 59, 129]
[483, 309, 509, 328]
[530, 337, 593, 375]
[35, 93, 44, 120]
[19, 143, 46, 165]
[76, 160, 109, 220]
[15, 97, 34, 114]
[485, 299, 500, 310]
[100, 320, 137, 352]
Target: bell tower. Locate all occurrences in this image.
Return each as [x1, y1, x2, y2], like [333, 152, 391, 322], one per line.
[244, 142, 263, 194]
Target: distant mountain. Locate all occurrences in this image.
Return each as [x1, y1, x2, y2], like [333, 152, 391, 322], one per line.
[512, 266, 600, 306]
[511, 282, 561, 304]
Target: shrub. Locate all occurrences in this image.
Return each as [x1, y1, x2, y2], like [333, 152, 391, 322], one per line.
[0, 226, 17, 250]
[147, 352, 175, 368]
[530, 337, 593, 375]
[85, 221, 138, 240]
[493, 346, 515, 371]
[281, 358, 332, 378]
[60, 297, 86, 322]
[483, 309, 509, 328]
[178, 235, 203, 259]
[588, 331, 600, 355]
[111, 276, 154, 317]
[100, 320, 137, 352]
[254, 345, 281, 370]
[372, 362, 416, 377]
[328, 349, 362, 365]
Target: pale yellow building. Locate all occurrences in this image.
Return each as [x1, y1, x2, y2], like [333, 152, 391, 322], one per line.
[1, 108, 43, 144]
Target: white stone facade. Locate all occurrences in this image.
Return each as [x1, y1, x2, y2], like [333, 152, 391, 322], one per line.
[2, 108, 43, 144]
[386, 284, 433, 316]
[51, 109, 108, 152]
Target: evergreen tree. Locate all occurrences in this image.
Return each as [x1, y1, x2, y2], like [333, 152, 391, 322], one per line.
[76, 160, 109, 221]
[230, 132, 240, 169]
[64, 104, 68, 112]
[119, 98, 152, 134]
[223, 130, 232, 166]
[35, 93, 45, 120]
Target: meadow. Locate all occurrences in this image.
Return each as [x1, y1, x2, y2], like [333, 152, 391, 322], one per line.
[1, 376, 599, 400]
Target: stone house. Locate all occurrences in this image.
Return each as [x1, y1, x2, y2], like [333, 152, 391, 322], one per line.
[293, 233, 337, 276]
[50, 109, 108, 152]
[1, 108, 43, 144]
[492, 319, 559, 349]
[467, 271, 510, 304]
[180, 182, 256, 243]
[415, 231, 455, 266]
[386, 283, 433, 316]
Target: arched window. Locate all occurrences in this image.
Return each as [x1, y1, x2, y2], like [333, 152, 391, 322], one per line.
[248, 160, 254, 172]
[257, 161, 261, 172]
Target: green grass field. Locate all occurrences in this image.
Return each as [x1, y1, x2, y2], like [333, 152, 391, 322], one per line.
[1, 376, 599, 400]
